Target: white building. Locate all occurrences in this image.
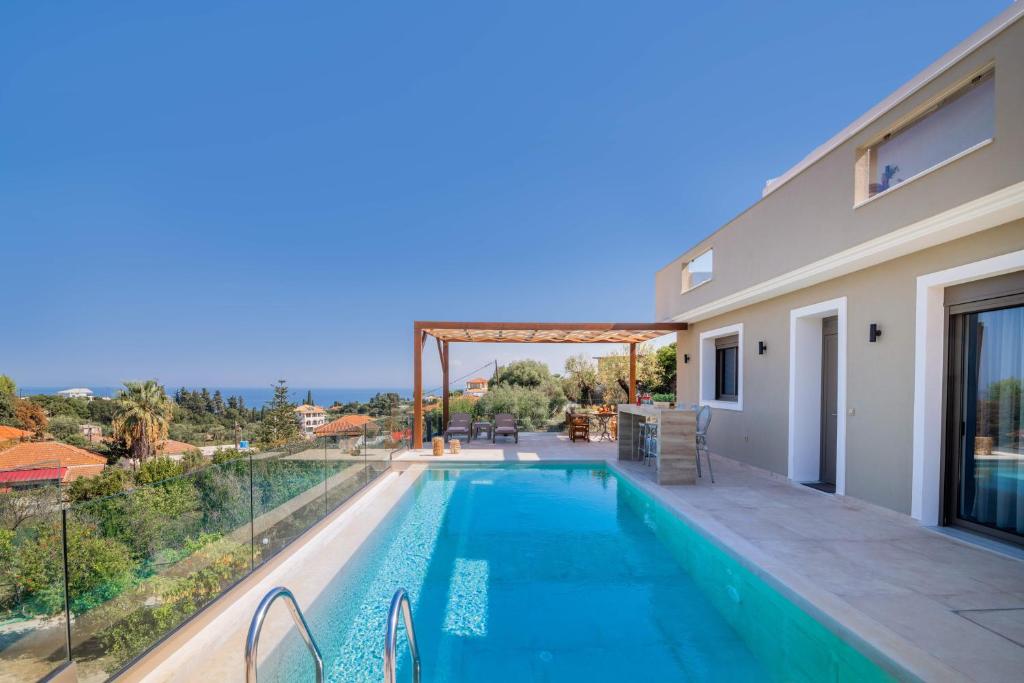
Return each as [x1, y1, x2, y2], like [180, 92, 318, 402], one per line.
[464, 377, 489, 398]
[57, 387, 93, 399]
[294, 404, 327, 438]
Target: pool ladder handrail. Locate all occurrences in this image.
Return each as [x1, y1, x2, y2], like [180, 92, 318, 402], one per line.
[245, 586, 325, 683]
[383, 588, 422, 683]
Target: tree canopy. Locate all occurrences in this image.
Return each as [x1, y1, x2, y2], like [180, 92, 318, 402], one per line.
[112, 381, 173, 462]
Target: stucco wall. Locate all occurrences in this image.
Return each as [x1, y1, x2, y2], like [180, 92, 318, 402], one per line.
[656, 14, 1024, 323]
[675, 220, 1024, 514]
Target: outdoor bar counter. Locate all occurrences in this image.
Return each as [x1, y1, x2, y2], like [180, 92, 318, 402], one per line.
[617, 404, 698, 484]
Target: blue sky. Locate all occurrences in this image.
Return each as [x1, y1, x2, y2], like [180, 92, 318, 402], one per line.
[0, 0, 1010, 390]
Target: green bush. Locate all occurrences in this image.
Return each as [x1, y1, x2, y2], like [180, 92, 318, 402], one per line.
[5, 519, 136, 615]
[137, 457, 185, 485]
[97, 536, 251, 668]
[476, 385, 551, 431]
[47, 414, 82, 441]
[67, 468, 132, 502]
[651, 393, 676, 403]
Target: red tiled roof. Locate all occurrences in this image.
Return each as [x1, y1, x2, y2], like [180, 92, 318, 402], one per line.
[64, 464, 105, 481]
[0, 467, 67, 484]
[156, 439, 197, 455]
[0, 441, 107, 469]
[0, 425, 33, 441]
[314, 414, 373, 436]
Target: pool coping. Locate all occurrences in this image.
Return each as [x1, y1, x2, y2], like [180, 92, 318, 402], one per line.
[604, 460, 968, 683]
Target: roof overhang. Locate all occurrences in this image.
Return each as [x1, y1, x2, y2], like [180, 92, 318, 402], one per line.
[415, 321, 686, 344]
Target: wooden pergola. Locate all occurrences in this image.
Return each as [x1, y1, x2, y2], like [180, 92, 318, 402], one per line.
[412, 321, 687, 445]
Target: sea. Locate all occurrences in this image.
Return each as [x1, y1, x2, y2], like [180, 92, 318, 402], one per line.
[19, 386, 412, 407]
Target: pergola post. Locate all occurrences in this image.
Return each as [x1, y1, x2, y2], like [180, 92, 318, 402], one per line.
[439, 339, 450, 429]
[413, 325, 423, 447]
[628, 342, 637, 405]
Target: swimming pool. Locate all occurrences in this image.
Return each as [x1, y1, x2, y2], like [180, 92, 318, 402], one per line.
[267, 464, 895, 682]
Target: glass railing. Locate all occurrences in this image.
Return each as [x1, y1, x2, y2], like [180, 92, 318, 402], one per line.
[1, 432, 399, 682]
[0, 464, 69, 683]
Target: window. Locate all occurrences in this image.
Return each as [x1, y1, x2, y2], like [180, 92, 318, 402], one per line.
[715, 336, 739, 401]
[699, 323, 743, 411]
[682, 249, 713, 292]
[857, 68, 994, 202]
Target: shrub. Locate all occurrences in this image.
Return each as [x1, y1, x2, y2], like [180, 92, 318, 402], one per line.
[97, 536, 251, 668]
[476, 385, 551, 431]
[47, 414, 82, 442]
[137, 457, 185, 485]
[67, 468, 132, 502]
[5, 518, 136, 615]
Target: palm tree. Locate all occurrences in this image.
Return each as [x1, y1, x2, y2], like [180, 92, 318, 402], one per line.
[112, 380, 173, 463]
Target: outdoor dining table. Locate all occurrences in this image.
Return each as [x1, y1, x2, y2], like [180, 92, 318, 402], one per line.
[592, 412, 615, 442]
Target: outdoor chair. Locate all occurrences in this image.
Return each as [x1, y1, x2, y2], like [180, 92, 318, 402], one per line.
[493, 413, 519, 443]
[444, 412, 472, 443]
[641, 421, 658, 466]
[695, 405, 714, 483]
[569, 413, 590, 442]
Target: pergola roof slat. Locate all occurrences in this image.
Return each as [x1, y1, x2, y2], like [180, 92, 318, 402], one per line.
[416, 321, 686, 344]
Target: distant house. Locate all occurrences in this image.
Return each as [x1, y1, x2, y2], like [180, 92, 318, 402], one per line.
[314, 414, 374, 449]
[79, 424, 103, 443]
[156, 439, 198, 458]
[465, 377, 489, 398]
[294, 404, 327, 438]
[0, 441, 106, 487]
[57, 387, 93, 399]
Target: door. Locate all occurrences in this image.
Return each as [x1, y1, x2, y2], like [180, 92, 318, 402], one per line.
[820, 316, 839, 486]
[946, 295, 1024, 544]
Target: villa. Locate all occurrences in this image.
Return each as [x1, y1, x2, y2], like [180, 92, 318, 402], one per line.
[463, 377, 489, 398]
[656, 3, 1024, 546]
[294, 404, 328, 438]
[3, 6, 1024, 683]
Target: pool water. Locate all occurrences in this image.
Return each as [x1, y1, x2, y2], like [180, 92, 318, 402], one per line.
[267, 464, 894, 682]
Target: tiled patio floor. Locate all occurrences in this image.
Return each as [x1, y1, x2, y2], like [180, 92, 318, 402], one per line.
[397, 429, 618, 462]
[400, 431, 1024, 682]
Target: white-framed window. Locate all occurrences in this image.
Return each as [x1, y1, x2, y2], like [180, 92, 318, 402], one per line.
[699, 323, 743, 411]
[681, 249, 713, 293]
[855, 67, 994, 203]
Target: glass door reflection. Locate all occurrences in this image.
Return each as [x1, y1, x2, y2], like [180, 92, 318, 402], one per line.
[956, 303, 1024, 540]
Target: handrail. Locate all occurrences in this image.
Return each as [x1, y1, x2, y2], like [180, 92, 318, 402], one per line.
[383, 588, 422, 683]
[245, 586, 324, 683]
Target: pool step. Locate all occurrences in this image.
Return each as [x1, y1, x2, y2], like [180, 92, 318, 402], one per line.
[243, 586, 422, 683]
[384, 588, 422, 683]
[244, 586, 325, 683]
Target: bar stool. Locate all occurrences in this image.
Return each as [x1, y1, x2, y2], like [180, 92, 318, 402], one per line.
[629, 418, 642, 460]
[632, 419, 648, 461]
[641, 422, 659, 466]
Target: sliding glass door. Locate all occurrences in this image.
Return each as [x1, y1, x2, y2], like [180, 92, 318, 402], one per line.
[947, 295, 1024, 543]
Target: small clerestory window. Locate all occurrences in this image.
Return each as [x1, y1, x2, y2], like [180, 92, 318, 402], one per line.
[856, 68, 994, 203]
[682, 249, 713, 293]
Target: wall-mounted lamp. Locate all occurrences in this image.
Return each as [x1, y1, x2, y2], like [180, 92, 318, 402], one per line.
[683, 354, 690, 364]
[869, 323, 882, 343]
[758, 341, 767, 355]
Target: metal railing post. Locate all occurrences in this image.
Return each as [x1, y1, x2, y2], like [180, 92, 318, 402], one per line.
[383, 588, 421, 683]
[245, 587, 324, 683]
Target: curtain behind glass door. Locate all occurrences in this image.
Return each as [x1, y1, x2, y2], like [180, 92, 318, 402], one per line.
[958, 305, 1024, 537]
